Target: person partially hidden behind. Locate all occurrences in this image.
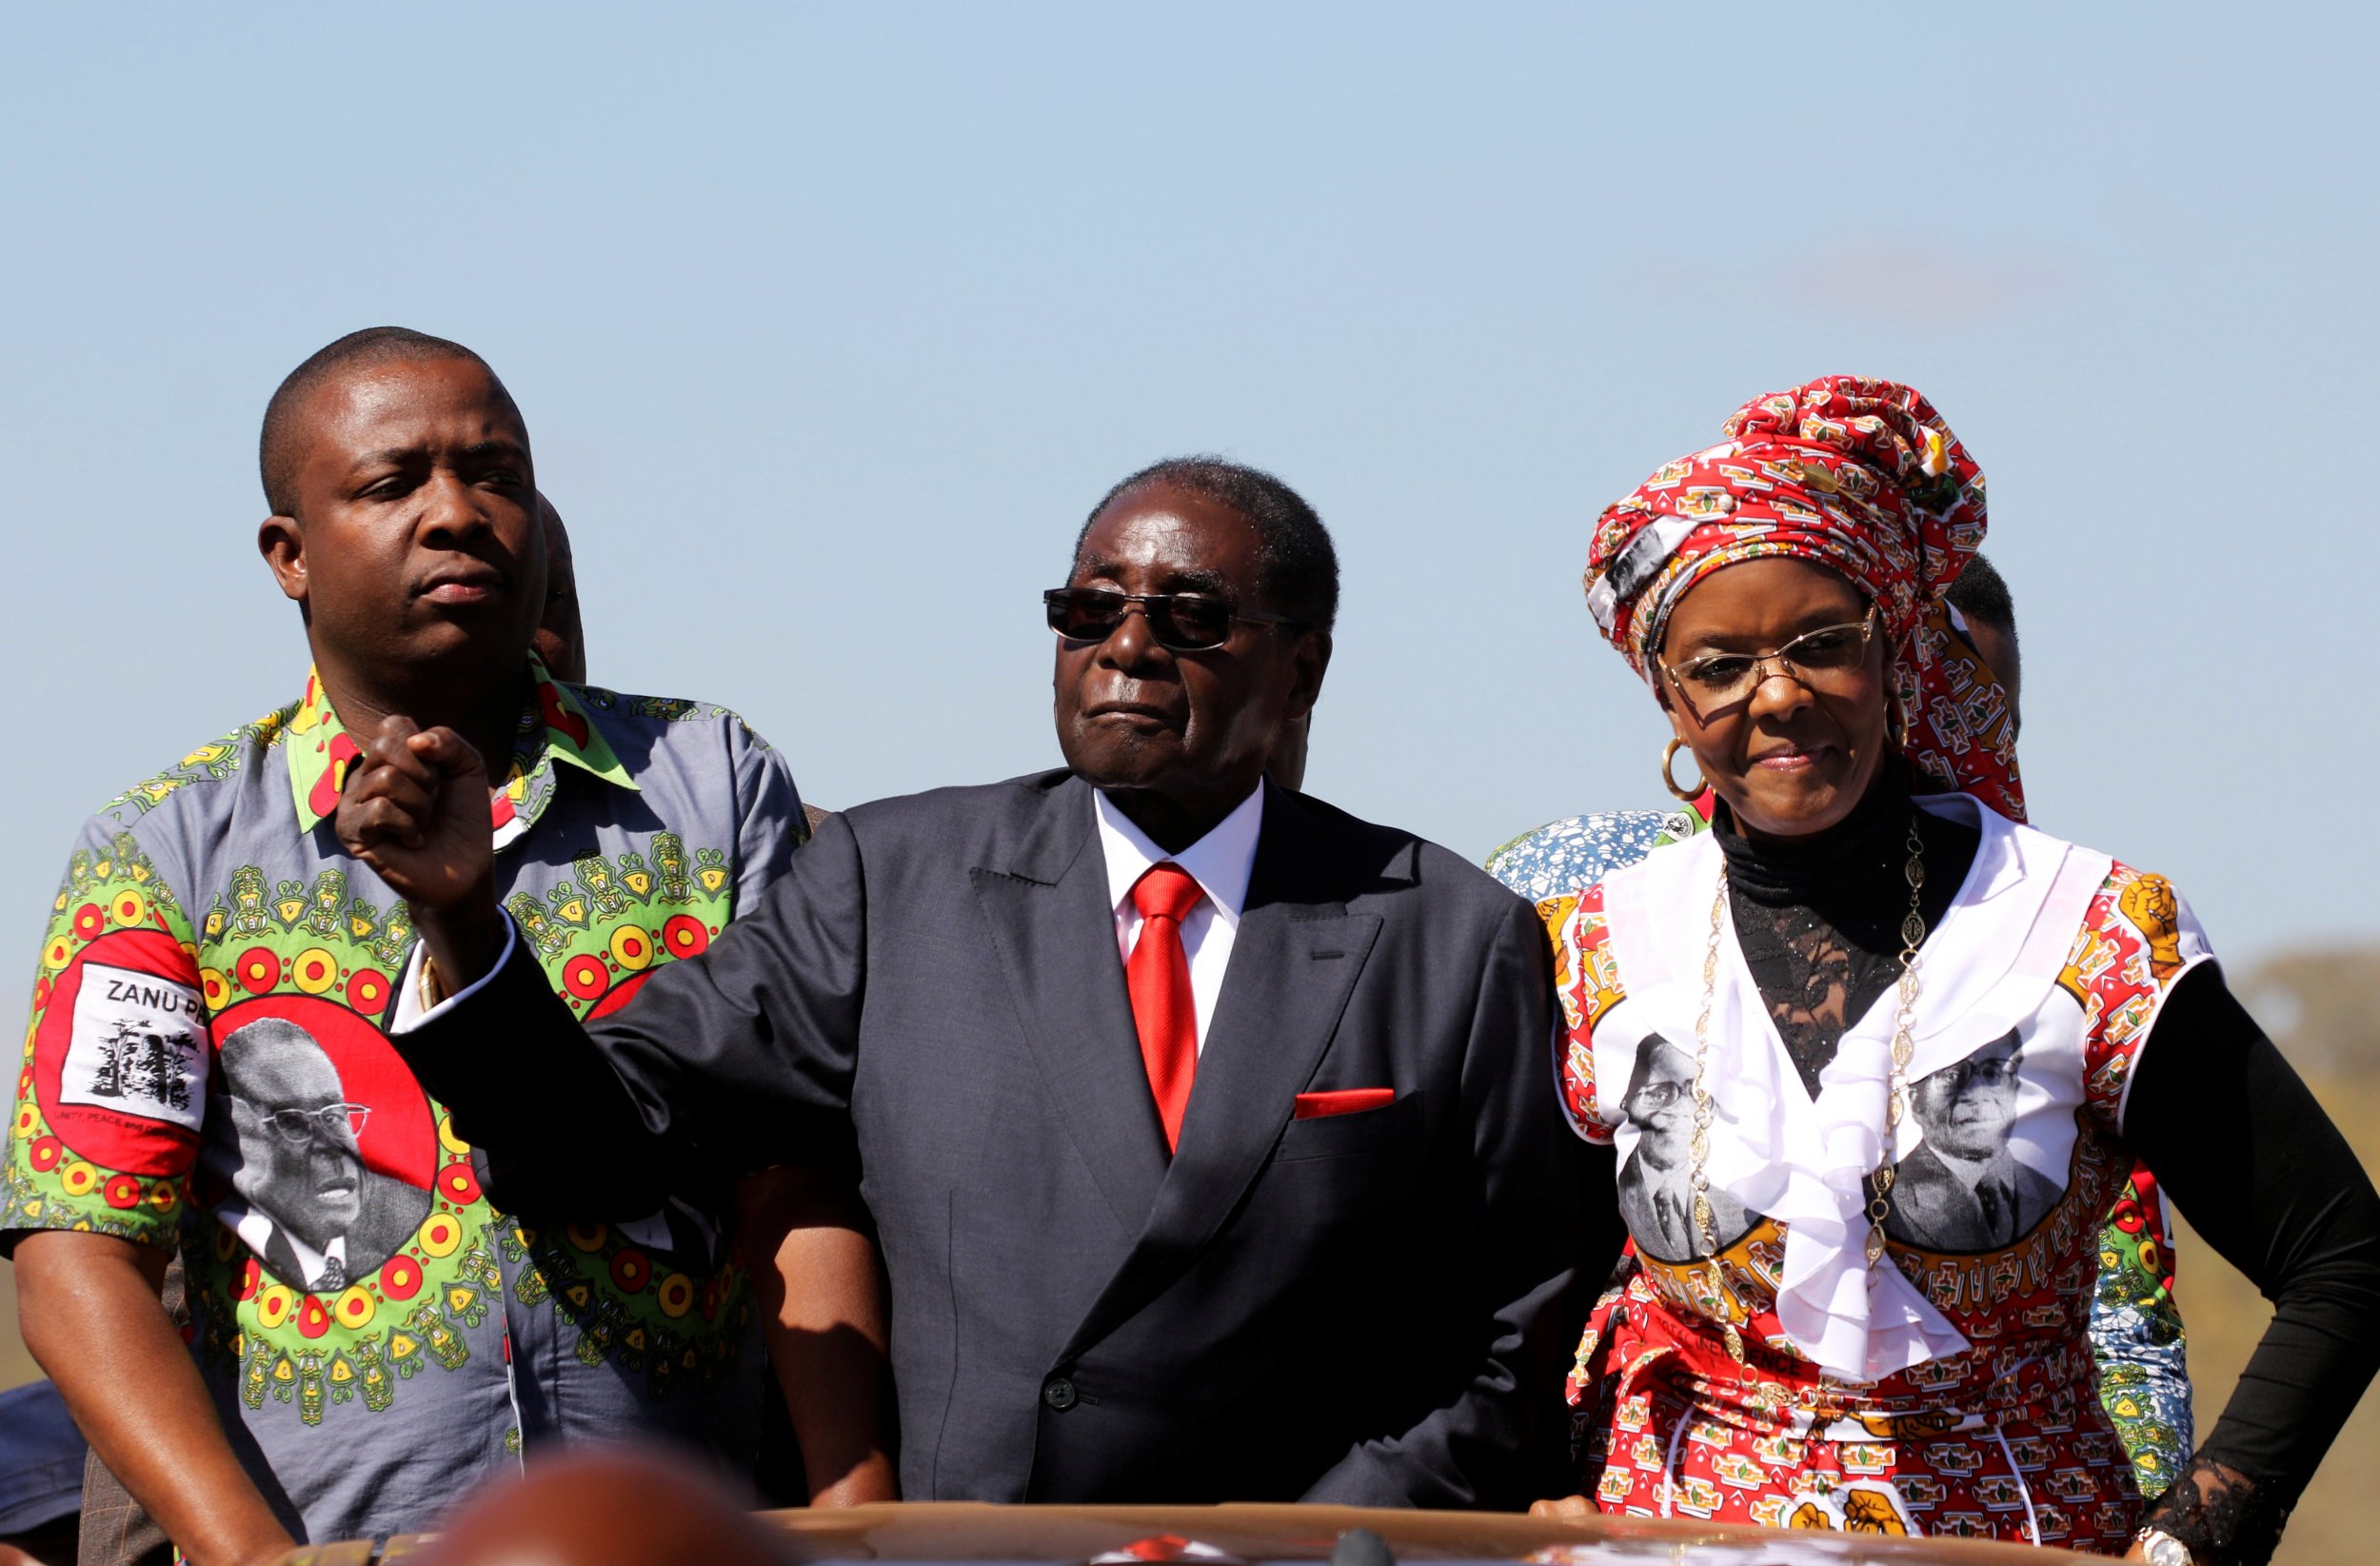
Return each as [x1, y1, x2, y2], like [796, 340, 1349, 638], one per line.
[343, 455, 1598, 1506]
[531, 490, 586, 684]
[211, 1018, 428, 1292]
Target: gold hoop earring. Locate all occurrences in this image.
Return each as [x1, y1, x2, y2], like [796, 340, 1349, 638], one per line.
[1661, 739, 1706, 803]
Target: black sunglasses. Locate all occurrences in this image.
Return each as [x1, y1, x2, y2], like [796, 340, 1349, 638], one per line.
[1043, 587, 1309, 651]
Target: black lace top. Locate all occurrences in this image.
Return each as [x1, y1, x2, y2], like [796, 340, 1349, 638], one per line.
[1707, 773, 2380, 1566]
[1715, 773, 1976, 1099]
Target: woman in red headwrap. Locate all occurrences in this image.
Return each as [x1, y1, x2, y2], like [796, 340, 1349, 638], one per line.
[1530, 378, 2380, 1564]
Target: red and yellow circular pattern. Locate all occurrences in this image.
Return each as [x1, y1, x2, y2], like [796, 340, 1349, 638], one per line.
[563, 955, 610, 1000]
[609, 1247, 650, 1293]
[28, 1136, 63, 1174]
[662, 915, 709, 960]
[290, 948, 339, 996]
[110, 890, 149, 929]
[103, 1174, 143, 1209]
[347, 968, 391, 1013]
[71, 904, 106, 942]
[298, 1297, 331, 1339]
[380, 1255, 425, 1301]
[656, 1272, 696, 1318]
[199, 968, 231, 1009]
[566, 1221, 607, 1252]
[437, 1162, 482, 1206]
[234, 948, 281, 995]
[418, 1213, 464, 1259]
[59, 1160, 99, 1198]
[256, 1285, 298, 1330]
[609, 926, 654, 972]
[334, 1286, 377, 1330]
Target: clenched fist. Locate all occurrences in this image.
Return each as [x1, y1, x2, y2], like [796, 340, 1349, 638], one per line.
[336, 716, 509, 990]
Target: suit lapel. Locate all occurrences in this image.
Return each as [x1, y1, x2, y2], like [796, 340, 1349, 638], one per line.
[969, 776, 1169, 1237]
[1057, 786, 1383, 1363]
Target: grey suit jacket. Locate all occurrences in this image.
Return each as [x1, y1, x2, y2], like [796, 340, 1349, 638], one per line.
[401, 771, 1592, 1507]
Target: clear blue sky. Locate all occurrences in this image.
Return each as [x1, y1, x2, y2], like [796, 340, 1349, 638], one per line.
[4, 5, 2375, 1035]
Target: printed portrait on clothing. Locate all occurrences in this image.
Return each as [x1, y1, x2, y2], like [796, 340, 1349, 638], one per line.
[1885, 1029, 2062, 1252]
[1617, 1033, 1749, 1260]
[209, 1016, 429, 1290]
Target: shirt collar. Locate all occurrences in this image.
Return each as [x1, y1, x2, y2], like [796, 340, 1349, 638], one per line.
[228, 1204, 345, 1280]
[284, 653, 636, 835]
[1093, 783, 1265, 926]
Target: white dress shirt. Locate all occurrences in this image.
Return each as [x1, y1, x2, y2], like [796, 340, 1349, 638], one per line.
[230, 1202, 347, 1290]
[1093, 784, 1264, 1054]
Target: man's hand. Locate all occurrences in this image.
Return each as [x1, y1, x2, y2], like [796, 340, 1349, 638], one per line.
[336, 716, 507, 990]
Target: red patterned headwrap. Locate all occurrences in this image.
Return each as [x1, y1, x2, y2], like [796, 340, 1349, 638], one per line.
[1584, 375, 2024, 821]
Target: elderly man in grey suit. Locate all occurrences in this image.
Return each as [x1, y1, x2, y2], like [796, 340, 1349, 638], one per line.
[338, 456, 1600, 1508]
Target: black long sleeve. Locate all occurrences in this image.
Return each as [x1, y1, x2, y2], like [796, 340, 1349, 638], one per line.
[2124, 961, 2380, 1565]
[399, 809, 877, 1217]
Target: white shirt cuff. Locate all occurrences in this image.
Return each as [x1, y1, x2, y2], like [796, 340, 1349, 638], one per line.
[390, 917, 520, 1034]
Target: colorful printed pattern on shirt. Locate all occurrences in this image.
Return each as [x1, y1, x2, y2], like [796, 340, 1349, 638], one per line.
[2092, 1163, 2192, 1498]
[7, 673, 792, 1437]
[1485, 811, 1673, 906]
[1543, 862, 2203, 1548]
[181, 847, 744, 1419]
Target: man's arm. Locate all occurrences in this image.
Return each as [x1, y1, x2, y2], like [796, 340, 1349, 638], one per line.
[1302, 896, 1618, 1510]
[733, 1166, 898, 1505]
[14, 1233, 292, 1566]
[343, 716, 867, 1191]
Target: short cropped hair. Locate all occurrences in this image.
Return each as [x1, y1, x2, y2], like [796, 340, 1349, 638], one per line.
[258, 327, 506, 520]
[1074, 456, 1340, 632]
[1946, 552, 2016, 643]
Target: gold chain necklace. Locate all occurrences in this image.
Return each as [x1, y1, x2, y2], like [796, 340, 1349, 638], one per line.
[1688, 815, 1928, 1277]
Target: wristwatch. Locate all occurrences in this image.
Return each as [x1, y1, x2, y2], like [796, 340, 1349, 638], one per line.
[2135, 1528, 2196, 1566]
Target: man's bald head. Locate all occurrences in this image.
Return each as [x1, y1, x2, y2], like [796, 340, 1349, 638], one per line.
[217, 1016, 342, 1108]
[259, 327, 519, 521]
[415, 1448, 789, 1566]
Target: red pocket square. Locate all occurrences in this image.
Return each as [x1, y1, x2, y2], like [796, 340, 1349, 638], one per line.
[1293, 1088, 1397, 1120]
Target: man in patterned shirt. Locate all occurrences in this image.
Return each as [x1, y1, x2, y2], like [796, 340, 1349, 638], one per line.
[5, 327, 838, 1559]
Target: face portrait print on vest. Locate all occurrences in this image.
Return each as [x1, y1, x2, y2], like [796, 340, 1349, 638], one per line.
[379, 456, 1597, 1508]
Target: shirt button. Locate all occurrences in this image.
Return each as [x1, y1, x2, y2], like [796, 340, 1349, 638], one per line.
[1042, 1376, 1078, 1412]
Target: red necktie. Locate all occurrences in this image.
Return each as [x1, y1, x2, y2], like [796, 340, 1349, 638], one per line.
[1127, 862, 1204, 1153]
